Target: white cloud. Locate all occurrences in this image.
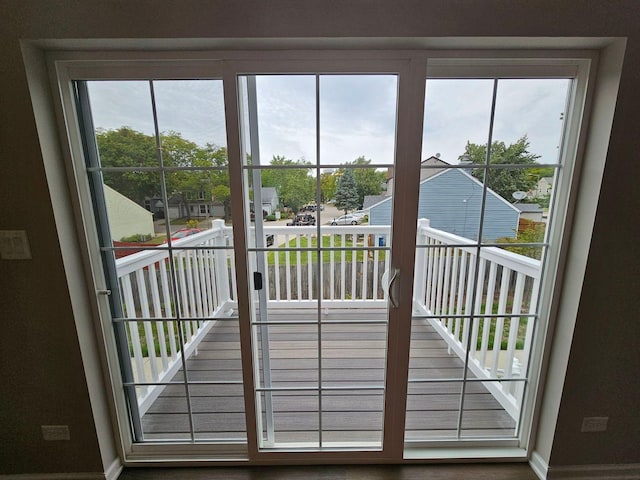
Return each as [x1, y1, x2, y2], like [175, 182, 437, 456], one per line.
[87, 76, 570, 168]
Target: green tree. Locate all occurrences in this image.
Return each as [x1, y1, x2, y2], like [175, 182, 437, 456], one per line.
[96, 127, 158, 203]
[334, 169, 360, 214]
[320, 171, 337, 203]
[261, 156, 315, 213]
[461, 135, 540, 201]
[96, 127, 231, 220]
[349, 156, 387, 207]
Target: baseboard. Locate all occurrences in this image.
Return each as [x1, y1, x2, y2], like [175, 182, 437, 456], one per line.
[104, 458, 123, 480]
[530, 451, 549, 479]
[0, 474, 106, 480]
[1, 459, 122, 480]
[547, 463, 640, 479]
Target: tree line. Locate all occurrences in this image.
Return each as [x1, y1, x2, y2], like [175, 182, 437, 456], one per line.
[96, 127, 387, 217]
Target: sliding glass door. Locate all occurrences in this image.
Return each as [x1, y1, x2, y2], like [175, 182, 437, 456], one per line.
[55, 51, 588, 461]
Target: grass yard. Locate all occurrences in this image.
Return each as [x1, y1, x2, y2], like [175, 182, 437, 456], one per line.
[266, 234, 387, 265]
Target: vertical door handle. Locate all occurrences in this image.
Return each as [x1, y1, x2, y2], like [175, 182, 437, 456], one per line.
[388, 268, 400, 309]
[253, 272, 263, 291]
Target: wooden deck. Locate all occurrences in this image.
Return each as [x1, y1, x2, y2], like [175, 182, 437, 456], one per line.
[142, 310, 516, 444]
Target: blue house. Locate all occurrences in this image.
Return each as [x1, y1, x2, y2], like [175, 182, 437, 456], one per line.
[368, 158, 520, 241]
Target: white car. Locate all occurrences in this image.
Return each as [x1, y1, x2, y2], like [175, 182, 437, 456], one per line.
[330, 214, 362, 225]
[351, 209, 368, 219]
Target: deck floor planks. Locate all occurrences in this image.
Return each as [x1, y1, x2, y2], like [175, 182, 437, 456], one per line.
[142, 311, 516, 442]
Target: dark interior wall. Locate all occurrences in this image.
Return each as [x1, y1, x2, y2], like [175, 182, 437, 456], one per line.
[0, 0, 638, 474]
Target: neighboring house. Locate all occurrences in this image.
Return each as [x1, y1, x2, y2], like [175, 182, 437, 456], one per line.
[260, 187, 279, 215]
[369, 160, 520, 241]
[385, 156, 448, 197]
[528, 176, 554, 198]
[147, 193, 225, 220]
[104, 185, 154, 241]
[515, 203, 544, 222]
[363, 194, 387, 211]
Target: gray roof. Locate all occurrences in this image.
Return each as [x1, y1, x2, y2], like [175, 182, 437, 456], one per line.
[261, 187, 278, 203]
[363, 194, 389, 210]
[515, 203, 543, 213]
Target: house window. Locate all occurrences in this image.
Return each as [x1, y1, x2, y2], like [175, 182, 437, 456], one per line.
[199, 204, 208, 214]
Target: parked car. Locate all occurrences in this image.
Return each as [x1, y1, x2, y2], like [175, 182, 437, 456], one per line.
[351, 210, 368, 219]
[330, 214, 362, 225]
[170, 228, 201, 241]
[287, 213, 316, 226]
[300, 203, 324, 212]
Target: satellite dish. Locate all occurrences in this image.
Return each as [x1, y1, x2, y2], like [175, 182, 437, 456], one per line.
[512, 191, 527, 201]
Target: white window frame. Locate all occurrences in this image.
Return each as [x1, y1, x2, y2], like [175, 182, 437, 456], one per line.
[36, 44, 619, 465]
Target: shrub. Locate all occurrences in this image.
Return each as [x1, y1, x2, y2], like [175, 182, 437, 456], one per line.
[266, 214, 276, 221]
[120, 233, 151, 242]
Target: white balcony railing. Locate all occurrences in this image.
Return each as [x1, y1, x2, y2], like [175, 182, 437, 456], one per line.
[413, 218, 541, 419]
[115, 218, 541, 420]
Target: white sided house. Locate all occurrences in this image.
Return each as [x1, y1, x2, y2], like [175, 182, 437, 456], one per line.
[104, 185, 154, 241]
[369, 161, 520, 241]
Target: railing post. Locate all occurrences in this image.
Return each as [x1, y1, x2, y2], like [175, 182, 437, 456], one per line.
[212, 219, 231, 304]
[413, 219, 429, 308]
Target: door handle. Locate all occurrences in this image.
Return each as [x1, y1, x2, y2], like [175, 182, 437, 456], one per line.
[388, 268, 399, 309]
[253, 272, 263, 291]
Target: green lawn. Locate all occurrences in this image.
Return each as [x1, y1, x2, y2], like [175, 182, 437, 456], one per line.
[266, 234, 387, 265]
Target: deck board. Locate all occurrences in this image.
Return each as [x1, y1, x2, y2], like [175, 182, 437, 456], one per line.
[141, 312, 516, 443]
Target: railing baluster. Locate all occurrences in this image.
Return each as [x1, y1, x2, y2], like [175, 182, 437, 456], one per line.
[383, 237, 390, 301]
[470, 257, 487, 361]
[440, 246, 452, 328]
[461, 252, 476, 352]
[330, 233, 335, 300]
[351, 233, 357, 300]
[491, 266, 511, 378]
[504, 272, 526, 394]
[373, 239, 380, 300]
[425, 237, 434, 310]
[517, 276, 540, 402]
[273, 236, 281, 301]
[135, 269, 158, 381]
[159, 258, 177, 358]
[307, 234, 313, 300]
[284, 233, 291, 301]
[435, 242, 446, 316]
[121, 275, 146, 388]
[340, 233, 346, 300]
[296, 233, 302, 301]
[454, 250, 468, 343]
[446, 248, 460, 333]
[361, 235, 368, 300]
[480, 261, 498, 369]
[148, 263, 169, 371]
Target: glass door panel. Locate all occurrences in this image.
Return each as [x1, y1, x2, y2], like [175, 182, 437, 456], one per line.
[407, 76, 571, 444]
[77, 79, 246, 444]
[238, 73, 398, 450]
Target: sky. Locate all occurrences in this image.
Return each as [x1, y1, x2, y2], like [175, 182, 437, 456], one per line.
[87, 75, 570, 167]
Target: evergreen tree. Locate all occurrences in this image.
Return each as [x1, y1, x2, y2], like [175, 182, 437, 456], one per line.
[334, 169, 360, 214]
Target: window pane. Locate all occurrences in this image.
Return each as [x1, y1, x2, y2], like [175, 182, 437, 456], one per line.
[320, 75, 397, 166]
[154, 80, 227, 152]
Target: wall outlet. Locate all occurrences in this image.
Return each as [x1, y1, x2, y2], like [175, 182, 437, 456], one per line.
[0, 230, 32, 260]
[581, 416, 608, 432]
[41, 425, 70, 441]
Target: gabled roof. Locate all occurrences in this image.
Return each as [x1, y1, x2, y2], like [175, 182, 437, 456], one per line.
[261, 187, 278, 203]
[515, 203, 543, 213]
[367, 167, 520, 213]
[363, 194, 388, 210]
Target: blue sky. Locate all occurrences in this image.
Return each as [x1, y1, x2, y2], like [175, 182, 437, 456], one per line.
[87, 76, 569, 167]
